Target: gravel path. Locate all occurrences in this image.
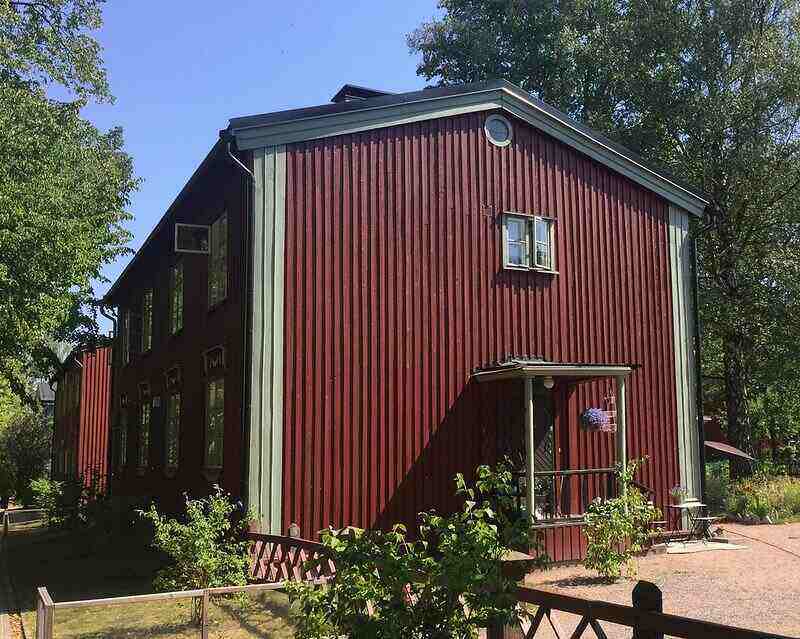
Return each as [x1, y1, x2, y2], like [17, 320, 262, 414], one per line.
[525, 522, 800, 638]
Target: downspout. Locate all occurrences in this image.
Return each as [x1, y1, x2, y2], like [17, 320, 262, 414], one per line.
[223, 135, 255, 506]
[690, 235, 707, 501]
[99, 305, 117, 496]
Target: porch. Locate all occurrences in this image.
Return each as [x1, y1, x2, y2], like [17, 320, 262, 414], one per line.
[473, 358, 640, 557]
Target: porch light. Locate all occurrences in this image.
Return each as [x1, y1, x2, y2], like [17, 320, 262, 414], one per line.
[543, 376, 555, 390]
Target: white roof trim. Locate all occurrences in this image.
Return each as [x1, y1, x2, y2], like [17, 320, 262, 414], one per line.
[472, 364, 633, 383]
[229, 85, 707, 217]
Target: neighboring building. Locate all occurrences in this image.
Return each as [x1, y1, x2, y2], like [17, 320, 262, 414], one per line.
[36, 381, 55, 422]
[52, 344, 112, 487]
[103, 80, 707, 561]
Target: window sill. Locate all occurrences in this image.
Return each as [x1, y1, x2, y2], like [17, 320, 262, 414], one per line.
[504, 264, 559, 275]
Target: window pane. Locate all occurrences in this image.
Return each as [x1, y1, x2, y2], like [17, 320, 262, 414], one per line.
[205, 380, 224, 468]
[165, 393, 181, 469]
[507, 218, 525, 242]
[208, 214, 228, 307]
[142, 290, 153, 351]
[508, 243, 525, 265]
[171, 264, 183, 334]
[138, 402, 150, 469]
[536, 243, 551, 269]
[119, 408, 128, 467]
[535, 218, 550, 243]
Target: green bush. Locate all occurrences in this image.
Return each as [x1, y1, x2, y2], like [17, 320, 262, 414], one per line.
[138, 486, 252, 621]
[286, 461, 544, 639]
[583, 459, 660, 580]
[30, 476, 63, 524]
[726, 474, 800, 522]
[704, 462, 731, 515]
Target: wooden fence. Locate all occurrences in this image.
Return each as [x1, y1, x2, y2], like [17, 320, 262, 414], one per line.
[507, 581, 794, 639]
[34, 532, 795, 639]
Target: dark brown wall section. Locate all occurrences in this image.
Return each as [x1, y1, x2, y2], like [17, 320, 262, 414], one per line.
[109, 155, 249, 509]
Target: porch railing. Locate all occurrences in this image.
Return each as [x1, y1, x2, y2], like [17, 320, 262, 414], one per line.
[512, 468, 617, 522]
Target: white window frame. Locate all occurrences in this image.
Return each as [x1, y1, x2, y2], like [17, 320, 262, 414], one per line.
[208, 213, 228, 308]
[502, 212, 557, 273]
[121, 309, 131, 365]
[485, 114, 514, 147]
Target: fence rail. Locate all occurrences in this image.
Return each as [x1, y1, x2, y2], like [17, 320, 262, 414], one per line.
[511, 582, 794, 639]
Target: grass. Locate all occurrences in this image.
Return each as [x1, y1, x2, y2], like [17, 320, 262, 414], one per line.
[4, 525, 295, 638]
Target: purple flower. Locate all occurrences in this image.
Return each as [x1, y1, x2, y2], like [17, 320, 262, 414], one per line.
[580, 408, 613, 432]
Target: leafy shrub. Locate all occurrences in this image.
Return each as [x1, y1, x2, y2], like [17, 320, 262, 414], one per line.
[704, 462, 731, 515]
[583, 459, 660, 580]
[727, 474, 800, 522]
[30, 476, 63, 525]
[286, 462, 544, 639]
[138, 486, 252, 621]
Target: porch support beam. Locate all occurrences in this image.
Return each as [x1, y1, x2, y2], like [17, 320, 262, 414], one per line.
[524, 377, 536, 523]
[615, 375, 628, 498]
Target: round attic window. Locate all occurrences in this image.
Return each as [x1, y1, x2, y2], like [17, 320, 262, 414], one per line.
[485, 114, 513, 147]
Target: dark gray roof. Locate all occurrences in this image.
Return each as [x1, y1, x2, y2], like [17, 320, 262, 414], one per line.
[226, 79, 707, 206]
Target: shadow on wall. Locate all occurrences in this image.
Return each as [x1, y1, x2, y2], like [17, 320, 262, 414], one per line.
[373, 378, 520, 534]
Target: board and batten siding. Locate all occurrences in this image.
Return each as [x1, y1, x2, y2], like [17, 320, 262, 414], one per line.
[247, 145, 286, 533]
[274, 110, 685, 544]
[668, 206, 702, 500]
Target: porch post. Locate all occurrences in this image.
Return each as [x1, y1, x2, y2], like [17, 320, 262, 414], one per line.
[615, 375, 628, 497]
[524, 377, 536, 522]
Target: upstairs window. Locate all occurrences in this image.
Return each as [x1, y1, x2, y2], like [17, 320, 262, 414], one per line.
[137, 383, 151, 473]
[142, 289, 153, 352]
[121, 309, 131, 365]
[204, 377, 225, 472]
[164, 391, 181, 473]
[208, 213, 228, 307]
[503, 213, 556, 272]
[170, 262, 184, 334]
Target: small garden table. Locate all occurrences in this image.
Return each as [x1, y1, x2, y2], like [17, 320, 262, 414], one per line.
[667, 501, 721, 542]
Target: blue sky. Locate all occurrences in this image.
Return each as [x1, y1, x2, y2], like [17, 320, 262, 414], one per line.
[85, 0, 440, 298]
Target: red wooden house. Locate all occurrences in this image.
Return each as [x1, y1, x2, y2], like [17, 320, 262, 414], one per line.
[52, 344, 112, 487]
[103, 80, 707, 561]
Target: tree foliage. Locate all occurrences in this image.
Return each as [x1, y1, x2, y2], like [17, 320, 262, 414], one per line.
[287, 462, 543, 639]
[0, 0, 137, 400]
[409, 0, 800, 470]
[0, 408, 52, 504]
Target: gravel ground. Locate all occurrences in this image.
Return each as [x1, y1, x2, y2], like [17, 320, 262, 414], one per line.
[524, 522, 800, 638]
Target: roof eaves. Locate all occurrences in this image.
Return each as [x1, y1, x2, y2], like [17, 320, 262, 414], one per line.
[102, 138, 224, 304]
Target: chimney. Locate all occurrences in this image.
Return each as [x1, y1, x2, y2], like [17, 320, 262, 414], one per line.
[331, 84, 393, 103]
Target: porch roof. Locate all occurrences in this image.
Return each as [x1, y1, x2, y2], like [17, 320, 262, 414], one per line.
[471, 357, 635, 383]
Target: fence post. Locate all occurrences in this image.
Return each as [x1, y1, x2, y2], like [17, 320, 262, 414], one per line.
[36, 587, 55, 639]
[632, 580, 663, 639]
[200, 589, 209, 639]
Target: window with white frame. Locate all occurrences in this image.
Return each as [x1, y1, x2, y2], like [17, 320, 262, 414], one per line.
[208, 213, 228, 307]
[503, 213, 555, 271]
[165, 392, 181, 472]
[137, 399, 151, 471]
[204, 378, 225, 470]
[142, 289, 153, 351]
[170, 262, 184, 334]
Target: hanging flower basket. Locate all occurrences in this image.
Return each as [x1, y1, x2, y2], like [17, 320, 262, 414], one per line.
[580, 407, 615, 433]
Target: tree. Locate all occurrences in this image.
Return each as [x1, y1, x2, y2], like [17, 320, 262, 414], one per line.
[409, 0, 800, 474]
[0, 409, 52, 504]
[0, 0, 137, 400]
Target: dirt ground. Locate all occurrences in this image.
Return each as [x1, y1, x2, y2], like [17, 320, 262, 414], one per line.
[524, 522, 800, 638]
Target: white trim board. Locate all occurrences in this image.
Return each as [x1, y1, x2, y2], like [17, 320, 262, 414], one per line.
[669, 206, 702, 501]
[229, 84, 707, 217]
[247, 145, 286, 534]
